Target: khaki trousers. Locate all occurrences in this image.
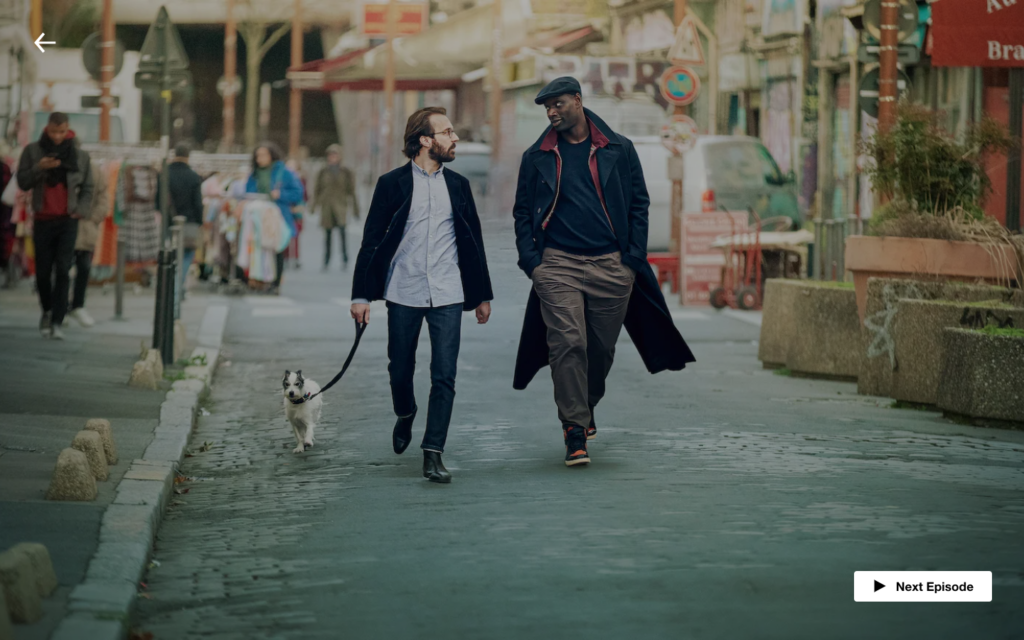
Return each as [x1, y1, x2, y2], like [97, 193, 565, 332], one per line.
[532, 247, 635, 428]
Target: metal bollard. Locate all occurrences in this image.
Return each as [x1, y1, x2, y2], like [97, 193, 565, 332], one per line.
[170, 216, 185, 321]
[153, 248, 169, 352]
[161, 249, 177, 365]
[114, 239, 126, 320]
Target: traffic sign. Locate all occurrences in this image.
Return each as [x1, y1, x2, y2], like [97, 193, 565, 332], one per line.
[667, 16, 705, 66]
[138, 6, 189, 73]
[862, 0, 918, 43]
[660, 66, 701, 107]
[661, 114, 699, 155]
[858, 66, 911, 119]
[82, 32, 126, 82]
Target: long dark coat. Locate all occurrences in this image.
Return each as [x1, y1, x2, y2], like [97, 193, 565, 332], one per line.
[512, 108, 696, 390]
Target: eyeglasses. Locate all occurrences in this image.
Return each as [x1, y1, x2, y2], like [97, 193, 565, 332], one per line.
[427, 128, 456, 138]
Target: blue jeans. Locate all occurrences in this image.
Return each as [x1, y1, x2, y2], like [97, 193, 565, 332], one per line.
[386, 301, 462, 453]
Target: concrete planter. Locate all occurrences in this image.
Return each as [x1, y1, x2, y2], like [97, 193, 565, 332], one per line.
[845, 235, 1021, 322]
[758, 279, 860, 379]
[857, 277, 1021, 398]
[937, 328, 1024, 426]
[891, 300, 1024, 406]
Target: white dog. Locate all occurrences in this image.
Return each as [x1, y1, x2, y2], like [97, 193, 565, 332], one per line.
[282, 370, 323, 454]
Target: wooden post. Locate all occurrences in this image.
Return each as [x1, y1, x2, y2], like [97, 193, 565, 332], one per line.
[289, 0, 303, 159]
[222, 0, 237, 152]
[877, 0, 899, 132]
[490, 0, 503, 163]
[383, 0, 397, 170]
[30, 0, 41, 40]
[99, 0, 114, 142]
[671, 0, 687, 261]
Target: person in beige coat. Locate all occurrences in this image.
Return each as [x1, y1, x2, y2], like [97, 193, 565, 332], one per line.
[68, 165, 109, 327]
[313, 144, 359, 270]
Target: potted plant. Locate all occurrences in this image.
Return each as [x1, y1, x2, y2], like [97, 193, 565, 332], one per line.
[844, 101, 1023, 321]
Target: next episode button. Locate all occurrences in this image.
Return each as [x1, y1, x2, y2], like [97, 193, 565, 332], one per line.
[854, 572, 992, 602]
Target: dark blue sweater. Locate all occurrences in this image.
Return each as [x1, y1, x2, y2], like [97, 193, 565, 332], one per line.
[545, 135, 618, 256]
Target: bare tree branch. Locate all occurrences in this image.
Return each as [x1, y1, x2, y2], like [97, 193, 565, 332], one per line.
[259, 21, 292, 59]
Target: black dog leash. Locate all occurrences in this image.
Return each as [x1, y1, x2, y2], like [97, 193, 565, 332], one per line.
[292, 320, 367, 403]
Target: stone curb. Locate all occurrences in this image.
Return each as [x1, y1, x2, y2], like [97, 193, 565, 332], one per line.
[51, 304, 227, 640]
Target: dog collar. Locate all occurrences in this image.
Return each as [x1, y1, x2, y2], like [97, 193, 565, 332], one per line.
[288, 392, 312, 405]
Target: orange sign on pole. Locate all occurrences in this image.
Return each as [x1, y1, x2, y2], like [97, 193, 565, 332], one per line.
[363, 3, 425, 36]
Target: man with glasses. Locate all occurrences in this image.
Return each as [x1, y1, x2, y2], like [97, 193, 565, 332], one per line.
[350, 106, 493, 484]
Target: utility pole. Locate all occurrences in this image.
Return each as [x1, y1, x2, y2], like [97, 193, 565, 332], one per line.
[877, 0, 899, 132]
[100, 0, 114, 142]
[490, 0, 503, 163]
[222, 0, 238, 152]
[289, 0, 303, 159]
[383, 0, 397, 171]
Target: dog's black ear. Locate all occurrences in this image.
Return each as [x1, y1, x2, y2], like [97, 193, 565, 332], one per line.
[283, 370, 290, 379]
[296, 370, 302, 377]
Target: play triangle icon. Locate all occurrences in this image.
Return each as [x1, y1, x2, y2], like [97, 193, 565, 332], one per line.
[874, 580, 885, 592]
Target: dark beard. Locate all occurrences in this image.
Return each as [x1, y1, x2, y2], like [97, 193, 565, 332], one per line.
[428, 139, 455, 163]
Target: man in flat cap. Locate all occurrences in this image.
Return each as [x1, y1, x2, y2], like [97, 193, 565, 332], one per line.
[511, 76, 695, 467]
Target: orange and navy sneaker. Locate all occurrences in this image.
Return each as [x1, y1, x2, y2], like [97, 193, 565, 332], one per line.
[563, 425, 591, 467]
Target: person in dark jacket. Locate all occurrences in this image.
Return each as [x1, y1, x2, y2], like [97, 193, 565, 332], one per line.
[350, 106, 493, 484]
[511, 77, 696, 467]
[156, 144, 204, 295]
[17, 111, 94, 340]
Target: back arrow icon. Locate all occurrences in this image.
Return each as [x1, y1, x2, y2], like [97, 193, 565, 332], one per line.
[34, 33, 56, 52]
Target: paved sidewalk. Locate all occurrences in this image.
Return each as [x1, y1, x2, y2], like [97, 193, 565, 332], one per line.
[0, 277, 214, 640]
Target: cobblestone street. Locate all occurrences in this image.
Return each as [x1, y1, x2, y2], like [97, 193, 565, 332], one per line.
[134, 220, 1024, 639]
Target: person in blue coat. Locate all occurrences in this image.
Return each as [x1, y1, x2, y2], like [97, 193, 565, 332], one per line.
[246, 141, 304, 293]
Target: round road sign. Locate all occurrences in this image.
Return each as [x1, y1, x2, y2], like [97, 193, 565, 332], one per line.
[81, 32, 125, 82]
[659, 66, 701, 107]
[661, 115, 699, 155]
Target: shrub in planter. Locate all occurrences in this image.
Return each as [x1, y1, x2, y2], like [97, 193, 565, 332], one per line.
[845, 102, 1023, 321]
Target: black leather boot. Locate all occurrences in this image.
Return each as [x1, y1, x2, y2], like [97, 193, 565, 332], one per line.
[392, 406, 417, 455]
[423, 451, 451, 484]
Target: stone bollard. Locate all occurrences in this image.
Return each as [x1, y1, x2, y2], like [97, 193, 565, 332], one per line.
[7, 544, 57, 597]
[71, 431, 108, 481]
[145, 347, 164, 380]
[0, 588, 11, 640]
[128, 359, 158, 390]
[84, 419, 118, 465]
[45, 449, 97, 501]
[0, 549, 42, 623]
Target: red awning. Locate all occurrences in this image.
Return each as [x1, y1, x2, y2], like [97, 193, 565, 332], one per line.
[288, 48, 371, 74]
